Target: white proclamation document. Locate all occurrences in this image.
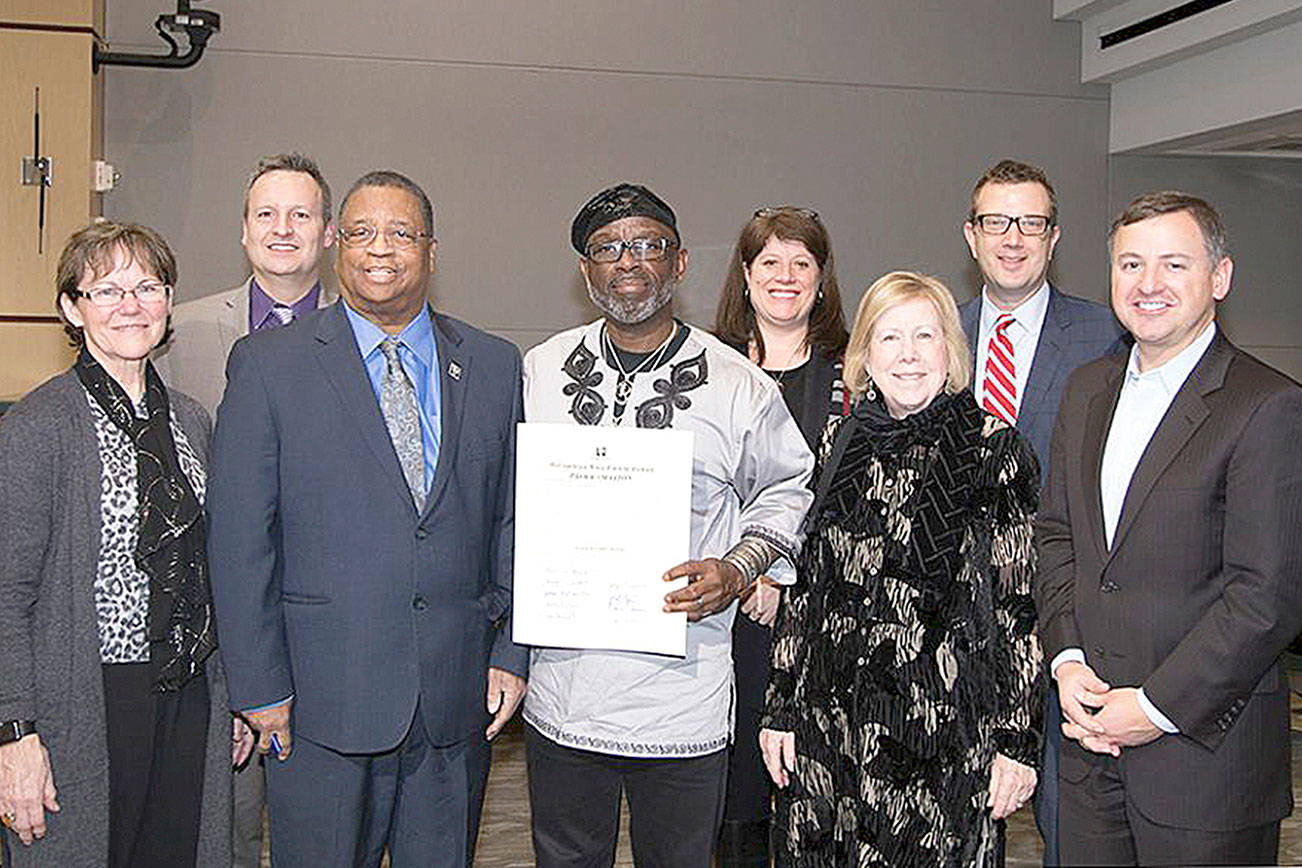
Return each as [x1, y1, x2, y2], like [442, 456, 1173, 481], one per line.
[513, 422, 693, 656]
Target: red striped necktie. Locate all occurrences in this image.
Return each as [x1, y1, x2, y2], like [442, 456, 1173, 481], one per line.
[983, 313, 1018, 425]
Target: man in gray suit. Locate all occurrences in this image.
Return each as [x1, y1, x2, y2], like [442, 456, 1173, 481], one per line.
[958, 159, 1123, 865]
[207, 170, 527, 867]
[155, 152, 336, 867]
[155, 152, 337, 419]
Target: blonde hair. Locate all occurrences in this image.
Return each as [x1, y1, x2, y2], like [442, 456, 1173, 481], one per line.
[844, 271, 972, 400]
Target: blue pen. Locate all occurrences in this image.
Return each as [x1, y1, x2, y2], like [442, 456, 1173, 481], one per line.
[269, 733, 283, 756]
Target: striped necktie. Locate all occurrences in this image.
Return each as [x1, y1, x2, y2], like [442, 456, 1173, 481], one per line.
[270, 304, 295, 326]
[983, 313, 1018, 425]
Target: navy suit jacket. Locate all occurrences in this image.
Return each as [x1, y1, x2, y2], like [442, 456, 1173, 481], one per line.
[960, 285, 1124, 471]
[207, 300, 526, 754]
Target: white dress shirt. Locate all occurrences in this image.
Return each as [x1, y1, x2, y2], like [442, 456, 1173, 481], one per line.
[1052, 320, 1218, 734]
[973, 282, 1051, 416]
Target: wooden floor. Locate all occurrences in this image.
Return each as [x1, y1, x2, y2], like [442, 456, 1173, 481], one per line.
[473, 723, 1302, 868]
[471, 654, 1302, 866]
[12, 661, 1296, 867]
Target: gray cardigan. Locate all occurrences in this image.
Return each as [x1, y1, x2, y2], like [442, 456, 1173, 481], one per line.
[0, 369, 232, 868]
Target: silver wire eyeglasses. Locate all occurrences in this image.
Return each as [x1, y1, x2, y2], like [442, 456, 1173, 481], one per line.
[338, 224, 432, 249]
[74, 281, 172, 307]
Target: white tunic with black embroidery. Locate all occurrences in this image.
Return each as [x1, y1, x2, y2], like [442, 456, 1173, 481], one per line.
[86, 391, 206, 663]
[522, 320, 815, 757]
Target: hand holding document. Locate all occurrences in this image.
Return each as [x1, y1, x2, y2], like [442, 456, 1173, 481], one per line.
[513, 422, 693, 656]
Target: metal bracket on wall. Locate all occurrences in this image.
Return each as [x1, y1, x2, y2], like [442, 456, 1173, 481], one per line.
[20, 155, 53, 187]
[22, 87, 52, 253]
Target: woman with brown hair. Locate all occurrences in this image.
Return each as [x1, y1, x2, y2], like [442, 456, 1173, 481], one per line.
[712, 206, 849, 867]
[0, 221, 252, 868]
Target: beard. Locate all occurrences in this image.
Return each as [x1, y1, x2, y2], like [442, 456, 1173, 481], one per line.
[586, 269, 675, 325]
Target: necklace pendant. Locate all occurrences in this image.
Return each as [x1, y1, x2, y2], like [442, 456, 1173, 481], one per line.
[615, 376, 633, 402]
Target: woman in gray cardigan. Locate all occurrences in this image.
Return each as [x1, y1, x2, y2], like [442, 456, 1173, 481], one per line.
[0, 221, 252, 868]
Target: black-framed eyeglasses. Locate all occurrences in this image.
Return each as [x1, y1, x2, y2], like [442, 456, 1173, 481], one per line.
[754, 206, 820, 222]
[73, 281, 172, 308]
[585, 237, 677, 264]
[972, 213, 1054, 237]
[338, 224, 432, 249]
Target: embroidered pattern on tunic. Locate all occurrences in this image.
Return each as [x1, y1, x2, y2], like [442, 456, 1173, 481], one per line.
[634, 351, 707, 429]
[526, 712, 729, 758]
[562, 339, 606, 425]
[559, 340, 709, 430]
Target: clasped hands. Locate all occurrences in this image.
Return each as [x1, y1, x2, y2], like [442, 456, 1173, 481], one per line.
[1055, 660, 1162, 756]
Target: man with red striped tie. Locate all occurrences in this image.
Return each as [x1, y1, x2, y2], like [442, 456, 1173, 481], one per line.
[958, 159, 1124, 867]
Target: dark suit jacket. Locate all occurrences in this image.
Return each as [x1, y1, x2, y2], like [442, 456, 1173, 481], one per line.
[206, 301, 527, 754]
[1035, 331, 1302, 830]
[960, 286, 1124, 470]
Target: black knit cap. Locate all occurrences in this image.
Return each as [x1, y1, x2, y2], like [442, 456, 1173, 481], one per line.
[570, 183, 679, 255]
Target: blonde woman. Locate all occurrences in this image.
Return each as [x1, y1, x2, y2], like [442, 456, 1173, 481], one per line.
[760, 271, 1043, 867]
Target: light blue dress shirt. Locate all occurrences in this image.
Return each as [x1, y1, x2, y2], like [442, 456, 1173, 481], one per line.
[343, 302, 442, 493]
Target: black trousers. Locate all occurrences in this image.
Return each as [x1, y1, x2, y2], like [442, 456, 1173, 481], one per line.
[1058, 748, 1280, 866]
[526, 723, 728, 868]
[103, 660, 209, 868]
[724, 615, 772, 824]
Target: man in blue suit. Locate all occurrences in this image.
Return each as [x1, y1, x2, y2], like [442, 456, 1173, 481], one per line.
[207, 170, 527, 868]
[958, 160, 1123, 865]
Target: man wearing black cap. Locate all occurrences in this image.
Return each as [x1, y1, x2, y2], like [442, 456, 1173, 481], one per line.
[520, 184, 815, 867]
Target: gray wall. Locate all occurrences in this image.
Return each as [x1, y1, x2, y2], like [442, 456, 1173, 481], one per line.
[1110, 155, 1302, 380]
[103, 0, 1109, 351]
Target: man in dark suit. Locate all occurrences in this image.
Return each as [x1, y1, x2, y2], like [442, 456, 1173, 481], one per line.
[207, 170, 527, 867]
[958, 159, 1123, 864]
[1036, 191, 1302, 865]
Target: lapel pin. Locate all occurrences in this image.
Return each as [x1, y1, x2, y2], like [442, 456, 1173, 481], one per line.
[448, 361, 462, 381]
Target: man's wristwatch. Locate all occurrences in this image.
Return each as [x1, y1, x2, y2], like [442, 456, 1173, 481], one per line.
[0, 720, 37, 746]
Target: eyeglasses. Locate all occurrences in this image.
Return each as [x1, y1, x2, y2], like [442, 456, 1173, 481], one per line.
[74, 281, 171, 307]
[754, 206, 820, 222]
[338, 224, 432, 249]
[585, 237, 677, 264]
[972, 213, 1054, 237]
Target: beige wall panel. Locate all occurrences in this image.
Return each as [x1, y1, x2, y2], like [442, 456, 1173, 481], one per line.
[0, 0, 102, 32]
[105, 0, 1103, 101]
[0, 322, 75, 402]
[1, 29, 98, 314]
[103, 50, 1109, 341]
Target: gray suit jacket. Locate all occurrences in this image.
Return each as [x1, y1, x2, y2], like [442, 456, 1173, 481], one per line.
[1036, 332, 1302, 830]
[0, 371, 233, 868]
[206, 301, 527, 755]
[154, 277, 336, 419]
[960, 286, 1124, 471]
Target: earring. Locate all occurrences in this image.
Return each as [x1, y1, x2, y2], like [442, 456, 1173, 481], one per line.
[864, 371, 877, 402]
[817, 288, 824, 302]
